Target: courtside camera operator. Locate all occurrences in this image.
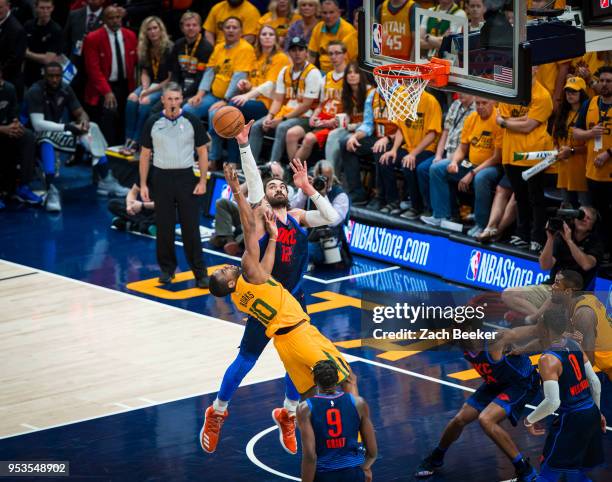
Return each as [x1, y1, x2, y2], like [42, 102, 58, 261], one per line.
[502, 205, 605, 321]
[290, 160, 352, 267]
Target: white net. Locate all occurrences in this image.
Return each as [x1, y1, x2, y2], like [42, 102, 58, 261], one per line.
[373, 65, 431, 122]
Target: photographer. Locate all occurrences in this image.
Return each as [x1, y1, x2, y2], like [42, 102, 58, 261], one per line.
[502, 206, 604, 319]
[290, 159, 351, 267]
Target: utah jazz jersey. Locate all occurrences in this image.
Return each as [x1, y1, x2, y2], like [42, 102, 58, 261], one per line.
[259, 213, 309, 295]
[463, 341, 535, 386]
[543, 338, 593, 412]
[306, 392, 365, 472]
[231, 275, 309, 338]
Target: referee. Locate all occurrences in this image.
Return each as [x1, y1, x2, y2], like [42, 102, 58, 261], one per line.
[139, 82, 209, 288]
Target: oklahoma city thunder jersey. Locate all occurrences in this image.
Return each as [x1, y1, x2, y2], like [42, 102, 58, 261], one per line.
[543, 338, 593, 412]
[306, 392, 365, 472]
[259, 213, 308, 295]
[231, 275, 310, 338]
[463, 341, 535, 386]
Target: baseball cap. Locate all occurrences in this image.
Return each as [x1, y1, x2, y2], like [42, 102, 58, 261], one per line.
[564, 76, 587, 92]
[288, 36, 308, 50]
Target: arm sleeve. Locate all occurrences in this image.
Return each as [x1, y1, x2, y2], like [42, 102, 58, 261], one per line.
[238, 142, 265, 204]
[198, 67, 215, 93]
[584, 361, 601, 409]
[330, 192, 349, 227]
[30, 113, 65, 132]
[357, 90, 375, 136]
[526, 380, 561, 424]
[224, 71, 247, 99]
[303, 192, 341, 227]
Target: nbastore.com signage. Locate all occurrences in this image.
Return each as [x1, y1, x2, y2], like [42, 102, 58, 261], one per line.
[346, 221, 550, 291]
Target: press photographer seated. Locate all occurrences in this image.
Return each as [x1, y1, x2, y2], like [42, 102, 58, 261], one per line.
[502, 205, 605, 319]
[290, 160, 351, 267]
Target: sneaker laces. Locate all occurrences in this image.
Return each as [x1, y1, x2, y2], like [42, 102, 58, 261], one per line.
[206, 412, 225, 433]
[280, 413, 296, 438]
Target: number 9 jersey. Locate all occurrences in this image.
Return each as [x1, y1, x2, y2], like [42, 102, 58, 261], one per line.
[231, 275, 310, 338]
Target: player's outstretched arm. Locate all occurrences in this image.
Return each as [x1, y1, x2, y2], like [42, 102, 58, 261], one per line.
[524, 354, 561, 434]
[223, 163, 266, 283]
[296, 402, 316, 482]
[260, 210, 278, 278]
[235, 120, 265, 205]
[356, 397, 377, 482]
[488, 325, 540, 357]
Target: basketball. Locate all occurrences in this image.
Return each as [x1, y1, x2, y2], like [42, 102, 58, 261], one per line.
[212, 106, 245, 139]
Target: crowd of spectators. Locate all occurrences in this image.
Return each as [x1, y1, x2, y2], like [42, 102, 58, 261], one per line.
[0, 1, 610, 277]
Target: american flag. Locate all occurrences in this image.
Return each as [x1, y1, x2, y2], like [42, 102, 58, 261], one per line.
[493, 65, 513, 85]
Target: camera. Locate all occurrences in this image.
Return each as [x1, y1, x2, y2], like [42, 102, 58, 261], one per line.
[546, 208, 585, 233]
[312, 175, 328, 192]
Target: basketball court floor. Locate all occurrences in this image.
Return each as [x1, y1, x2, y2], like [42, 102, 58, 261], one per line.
[0, 185, 610, 481]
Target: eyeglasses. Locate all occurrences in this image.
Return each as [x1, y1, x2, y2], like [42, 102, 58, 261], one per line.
[328, 51, 344, 56]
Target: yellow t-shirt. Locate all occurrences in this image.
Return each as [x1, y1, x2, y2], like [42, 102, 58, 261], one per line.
[319, 70, 344, 117]
[343, 30, 358, 62]
[460, 110, 503, 166]
[498, 80, 554, 166]
[396, 90, 442, 152]
[373, 90, 398, 137]
[584, 96, 612, 182]
[381, 0, 415, 61]
[555, 109, 587, 191]
[208, 39, 257, 99]
[535, 61, 570, 101]
[249, 50, 290, 109]
[574, 294, 612, 376]
[258, 11, 302, 40]
[231, 275, 309, 338]
[308, 18, 356, 73]
[204, 0, 261, 44]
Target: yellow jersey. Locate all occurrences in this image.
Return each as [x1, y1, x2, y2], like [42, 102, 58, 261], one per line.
[249, 50, 290, 109]
[203, 0, 261, 44]
[583, 96, 612, 182]
[460, 110, 503, 166]
[231, 275, 310, 338]
[275, 62, 320, 119]
[396, 90, 442, 152]
[498, 80, 554, 166]
[258, 11, 302, 40]
[343, 30, 358, 62]
[308, 18, 356, 73]
[372, 90, 397, 138]
[535, 61, 570, 101]
[320, 70, 344, 117]
[555, 110, 588, 191]
[208, 39, 257, 99]
[574, 294, 612, 376]
[380, 0, 415, 61]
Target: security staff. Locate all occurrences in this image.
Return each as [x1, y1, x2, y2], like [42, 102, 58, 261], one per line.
[139, 82, 209, 288]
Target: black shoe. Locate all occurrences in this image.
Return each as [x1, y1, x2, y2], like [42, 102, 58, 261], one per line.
[158, 271, 175, 284]
[414, 455, 443, 478]
[196, 276, 210, 289]
[352, 197, 369, 206]
[380, 201, 400, 214]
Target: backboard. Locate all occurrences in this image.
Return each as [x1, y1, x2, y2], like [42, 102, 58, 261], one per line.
[359, 0, 531, 103]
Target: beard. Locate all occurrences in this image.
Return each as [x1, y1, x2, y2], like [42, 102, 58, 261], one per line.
[267, 195, 289, 208]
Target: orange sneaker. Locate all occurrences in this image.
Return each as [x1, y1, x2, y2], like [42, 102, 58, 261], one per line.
[272, 407, 297, 455]
[200, 405, 228, 453]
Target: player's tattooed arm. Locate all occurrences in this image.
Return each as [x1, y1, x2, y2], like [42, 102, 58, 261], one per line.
[296, 403, 317, 482]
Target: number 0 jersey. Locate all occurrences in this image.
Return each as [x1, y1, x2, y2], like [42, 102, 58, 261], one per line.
[306, 392, 365, 472]
[231, 274, 310, 337]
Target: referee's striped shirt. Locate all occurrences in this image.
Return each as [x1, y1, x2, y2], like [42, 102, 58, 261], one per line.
[141, 110, 210, 169]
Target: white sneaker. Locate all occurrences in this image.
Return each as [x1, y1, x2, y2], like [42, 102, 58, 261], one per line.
[97, 172, 130, 197]
[529, 241, 543, 253]
[44, 185, 61, 212]
[420, 215, 443, 227]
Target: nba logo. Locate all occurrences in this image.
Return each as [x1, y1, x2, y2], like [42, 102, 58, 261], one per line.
[372, 23, 382, 55]
[466, 250, 482, 281]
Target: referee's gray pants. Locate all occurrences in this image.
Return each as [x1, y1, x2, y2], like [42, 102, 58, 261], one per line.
[153, 167, 206, 279]
[249, 117, 310, 163]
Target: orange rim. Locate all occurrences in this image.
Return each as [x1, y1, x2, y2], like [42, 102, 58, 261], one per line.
[373, 57, 451, 87]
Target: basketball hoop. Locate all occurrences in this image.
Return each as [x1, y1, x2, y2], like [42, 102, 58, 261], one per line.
[373, 58, 451, 122]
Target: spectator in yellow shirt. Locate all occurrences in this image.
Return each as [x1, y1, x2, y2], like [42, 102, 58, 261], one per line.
[422, 98, 503, 237]
[204, 0, 261, 46]
[258, 0, 301, 47]
[210, 25, 290, 166]
[377, 91, 442, 218]
[497, 68, 554, 252]
[308, 0, 356, 73]
[184, 17, 256, 165]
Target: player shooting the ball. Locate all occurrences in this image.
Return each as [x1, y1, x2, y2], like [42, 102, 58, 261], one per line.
[202, 163, 357, 453]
